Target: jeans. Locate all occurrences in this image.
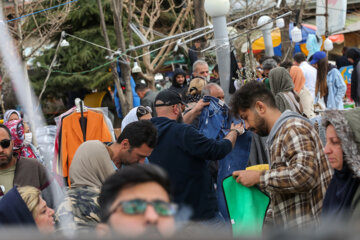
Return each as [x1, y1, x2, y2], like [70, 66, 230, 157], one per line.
[198, 96, 252, 223]
[198, 96, 230, 139]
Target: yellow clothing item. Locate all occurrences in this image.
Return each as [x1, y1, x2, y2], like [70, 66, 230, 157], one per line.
[246, 164, 269, 171]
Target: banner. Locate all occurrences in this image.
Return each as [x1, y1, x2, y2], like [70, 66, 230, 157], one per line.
[316, 0, 347, 35]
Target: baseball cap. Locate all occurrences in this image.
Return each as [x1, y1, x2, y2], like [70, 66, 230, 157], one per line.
[310, 51, 326, 65]
[155, 90, 187, 107]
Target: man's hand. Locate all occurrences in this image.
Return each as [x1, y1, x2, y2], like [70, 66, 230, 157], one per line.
[230, 122, 245, 135]
[193, 99, 210, 114]
[183, 99, 209, 124]
[232, 170, 261, 187]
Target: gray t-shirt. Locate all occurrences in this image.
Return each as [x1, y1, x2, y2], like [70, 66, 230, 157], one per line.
[0, 164, 16, 195]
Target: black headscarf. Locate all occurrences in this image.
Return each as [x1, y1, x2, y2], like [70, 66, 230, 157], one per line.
[0, 187, 36, 226]
[322, 161, 360, 217]
[346, 48, 360, 102]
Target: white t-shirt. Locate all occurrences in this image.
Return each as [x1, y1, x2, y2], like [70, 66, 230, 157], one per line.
[299, 61, 317, 99]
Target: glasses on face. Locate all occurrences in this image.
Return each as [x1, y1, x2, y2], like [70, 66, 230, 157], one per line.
[0, 139, 11, 149]
[108, 199, 177, 219]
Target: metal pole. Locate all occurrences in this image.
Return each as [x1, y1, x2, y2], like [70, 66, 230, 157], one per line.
[263, 29, 274, 56]
[212, 16, 231, 103]
[325, 0, 328, 37]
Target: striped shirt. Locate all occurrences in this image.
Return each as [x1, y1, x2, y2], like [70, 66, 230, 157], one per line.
[260, 118, 332, 230]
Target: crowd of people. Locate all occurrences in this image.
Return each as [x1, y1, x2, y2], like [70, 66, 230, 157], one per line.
[0, 47, 359, 238]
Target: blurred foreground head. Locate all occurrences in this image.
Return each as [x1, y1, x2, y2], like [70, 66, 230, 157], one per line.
[97, 164, 176, 237]
[0, 186, 54, 234]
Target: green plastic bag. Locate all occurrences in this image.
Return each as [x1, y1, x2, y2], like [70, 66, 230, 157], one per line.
[222, 175, 270, 237]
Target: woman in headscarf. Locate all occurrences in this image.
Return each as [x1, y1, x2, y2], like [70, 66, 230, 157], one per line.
[0, 186, 55, 234]
[4, 119, 39, 160]
[185, 77, 206, 103]
[55, 144, 116, 232]
[268, 67, 303, 114]
[321, 108, 360, 222]
[3, 109, 21, 123]
[121, 106, 152, 131]
[290, 66, 315, 118]
[346, 48, 360, 106]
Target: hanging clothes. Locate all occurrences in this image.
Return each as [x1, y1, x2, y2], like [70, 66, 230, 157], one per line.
[61, 110, 112, 180]
[53, 107, 76, 174]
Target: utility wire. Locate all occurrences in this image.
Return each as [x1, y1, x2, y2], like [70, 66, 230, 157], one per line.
[5, 0, 79, 23]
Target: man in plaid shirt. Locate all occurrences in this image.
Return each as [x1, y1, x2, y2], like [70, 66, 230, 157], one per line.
[231, 81, 332, 230]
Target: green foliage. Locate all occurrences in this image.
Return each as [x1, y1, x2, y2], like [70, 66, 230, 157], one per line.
[29, 0, 116, 97]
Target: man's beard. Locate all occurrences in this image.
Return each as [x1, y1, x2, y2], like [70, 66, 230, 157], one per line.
[249, 113, 269, 137]
[176, 112, 183, 123]
[0, 150, 13, 168]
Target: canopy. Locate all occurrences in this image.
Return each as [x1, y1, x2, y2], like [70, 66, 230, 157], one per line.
[251, 23, 344, 56]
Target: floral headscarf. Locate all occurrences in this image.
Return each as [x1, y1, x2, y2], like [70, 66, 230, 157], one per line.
[4, 119, 36, 159]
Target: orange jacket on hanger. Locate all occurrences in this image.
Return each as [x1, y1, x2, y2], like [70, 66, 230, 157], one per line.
[61, 110, 112, 179]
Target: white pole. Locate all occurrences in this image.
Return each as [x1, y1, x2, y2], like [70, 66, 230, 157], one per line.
[263, 29, 274, 57]
[212, 16, 231, 103]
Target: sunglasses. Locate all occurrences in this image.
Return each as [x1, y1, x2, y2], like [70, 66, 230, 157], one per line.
[108, 199, 177, 219]
[0, 139, 11, 149]
[136, 106, 152, 116]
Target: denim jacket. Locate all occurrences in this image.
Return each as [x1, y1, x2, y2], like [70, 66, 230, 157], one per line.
[198, 96, 252, 222]
[314, 68, 346, 110]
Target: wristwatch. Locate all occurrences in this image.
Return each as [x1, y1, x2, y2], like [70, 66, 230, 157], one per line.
[230, 128, 244, 136]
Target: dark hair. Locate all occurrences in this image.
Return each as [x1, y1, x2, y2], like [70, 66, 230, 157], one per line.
[0, 124, 12, 139]
[99, 164, 171, 222]
[117, 120, 157, 148]
[315, 57, 328, 98]
[280, 61, 293, 69]
[293, 53, 306, 64]
[272, 56, 282, 64]
[259, 56, 271, 65]
[230, 81, 277, 116]
[135, 83, 148, 92]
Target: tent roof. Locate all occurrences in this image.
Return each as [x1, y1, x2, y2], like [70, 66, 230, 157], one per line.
[335, 22, 360, 34]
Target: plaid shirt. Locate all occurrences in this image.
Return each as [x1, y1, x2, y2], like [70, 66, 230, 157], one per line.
[260, 118, 332, 230]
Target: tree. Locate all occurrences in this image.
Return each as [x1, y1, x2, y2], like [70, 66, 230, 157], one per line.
[123, 0, 193, 87]
[1, 0, 73, 109]
[30, 1, 121, 101]
[194, 0, 205, 29]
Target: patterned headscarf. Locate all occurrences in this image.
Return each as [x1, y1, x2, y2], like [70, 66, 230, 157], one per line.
[3, 110, 21, 123]
[4, 119, 36, 159]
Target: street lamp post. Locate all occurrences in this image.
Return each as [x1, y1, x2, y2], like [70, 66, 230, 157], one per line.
[257, 16, 274, 57]
[204, 0, 231, 103]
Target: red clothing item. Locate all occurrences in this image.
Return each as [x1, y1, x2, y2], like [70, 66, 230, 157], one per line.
[61, 110, 112, 180]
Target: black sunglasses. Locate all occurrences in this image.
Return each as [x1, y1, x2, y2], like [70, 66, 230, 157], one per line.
[0, 139, 11, 149]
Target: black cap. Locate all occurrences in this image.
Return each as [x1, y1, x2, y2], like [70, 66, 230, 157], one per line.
[155, 90, 187, 107]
